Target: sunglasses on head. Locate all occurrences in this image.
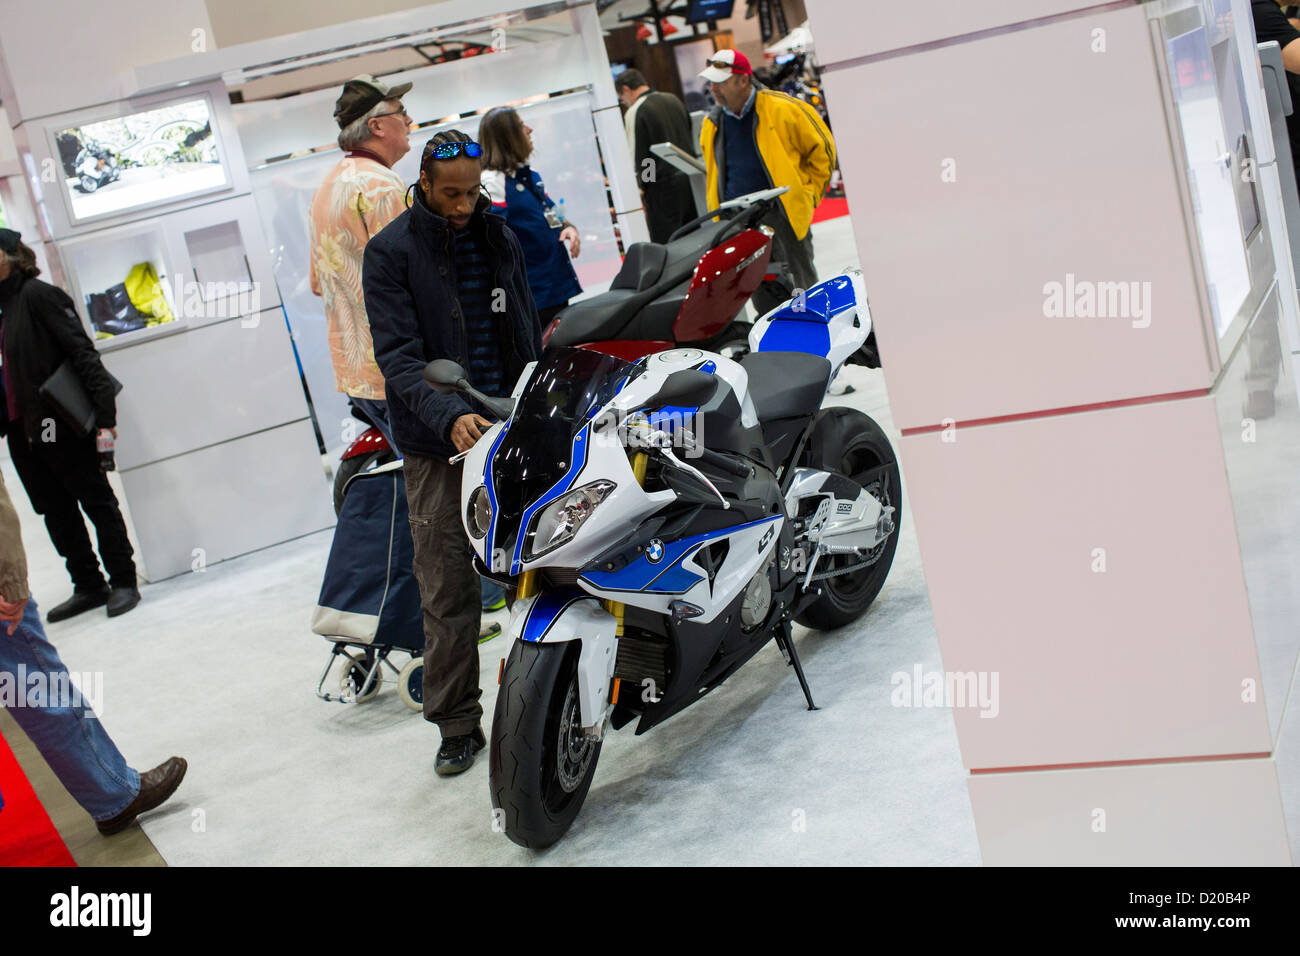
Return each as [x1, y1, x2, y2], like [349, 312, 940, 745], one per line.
[425, 141, 483, 160]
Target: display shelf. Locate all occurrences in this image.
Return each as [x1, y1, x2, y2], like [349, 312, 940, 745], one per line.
[56, 217, 187, 350]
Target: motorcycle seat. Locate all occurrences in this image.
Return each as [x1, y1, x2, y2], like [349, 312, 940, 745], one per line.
[548, 218, 742, 348]
[738, 351, 831, 422]
[611, 243, 667, 292]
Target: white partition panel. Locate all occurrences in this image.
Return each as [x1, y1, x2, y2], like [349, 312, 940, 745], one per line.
[969, 758, 1291, 866]
[102, 310, 310, 471]
[120, 419, 333, 582]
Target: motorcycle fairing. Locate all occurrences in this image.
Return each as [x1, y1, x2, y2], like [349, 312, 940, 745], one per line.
[463, 349, 652, 574]
[509, 423, 592, 574]
[578, 514, 782, 624]
[672, 227, 772, 342]
[750, 270, 872, 372]
[579, 514, 780, 595]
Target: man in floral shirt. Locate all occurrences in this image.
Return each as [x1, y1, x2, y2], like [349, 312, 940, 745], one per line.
[309, 75, 413, 447]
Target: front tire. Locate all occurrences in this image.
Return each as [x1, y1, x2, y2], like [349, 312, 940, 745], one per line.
[490, 641, 601, 849]
[796, 408, 901, 630]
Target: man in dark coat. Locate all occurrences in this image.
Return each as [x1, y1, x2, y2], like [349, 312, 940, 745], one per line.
[615, 70, 700, 244]
[0, 230, 140, 622]
[364, 130, 542, 777]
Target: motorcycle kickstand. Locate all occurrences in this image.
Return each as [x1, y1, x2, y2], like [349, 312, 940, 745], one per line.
[775, 620, 818, 711]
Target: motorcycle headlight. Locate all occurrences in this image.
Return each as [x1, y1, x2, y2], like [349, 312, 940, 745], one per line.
[525, 480, 616, 560]
[467, 485, 492, 539]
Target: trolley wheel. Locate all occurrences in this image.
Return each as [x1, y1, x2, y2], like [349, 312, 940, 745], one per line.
[397, 657, 424, 713]
[339, 653, 381, 703]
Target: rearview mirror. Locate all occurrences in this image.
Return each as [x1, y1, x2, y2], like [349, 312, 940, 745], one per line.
[423, 359, 469, 393]
[422, 359, 516, 421]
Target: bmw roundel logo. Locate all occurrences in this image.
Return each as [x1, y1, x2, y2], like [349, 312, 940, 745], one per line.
[646, 538, 665, 563]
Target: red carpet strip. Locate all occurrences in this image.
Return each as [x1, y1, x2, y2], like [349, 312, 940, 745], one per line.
[0, 727, 76, 866]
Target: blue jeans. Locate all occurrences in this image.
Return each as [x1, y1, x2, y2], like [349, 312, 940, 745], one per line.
[0, 597, 139, 821]
[349, 396, 399, 453]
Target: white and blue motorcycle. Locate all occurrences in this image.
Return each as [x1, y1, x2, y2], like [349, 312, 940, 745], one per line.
[424, 270, 899, 848]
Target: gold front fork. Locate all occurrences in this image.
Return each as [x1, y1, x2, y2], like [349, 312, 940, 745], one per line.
[516, 569, 540, 600]
[600, 452, 648, 638]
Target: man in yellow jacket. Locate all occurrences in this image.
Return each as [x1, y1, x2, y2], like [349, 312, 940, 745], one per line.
[699, 49, 836, 315]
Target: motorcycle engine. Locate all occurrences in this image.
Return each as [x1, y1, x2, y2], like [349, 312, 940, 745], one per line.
[740, 557, 774, 632]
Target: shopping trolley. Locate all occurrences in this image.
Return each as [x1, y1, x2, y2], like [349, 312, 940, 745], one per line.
[312, 460, 426, 711]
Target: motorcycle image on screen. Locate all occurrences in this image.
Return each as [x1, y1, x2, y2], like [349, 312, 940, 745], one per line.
[424, 269, 897, 848]
[74, 145, 120, 193]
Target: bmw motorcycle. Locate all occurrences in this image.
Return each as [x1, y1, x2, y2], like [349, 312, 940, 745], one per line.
[424, 270, 897, 849]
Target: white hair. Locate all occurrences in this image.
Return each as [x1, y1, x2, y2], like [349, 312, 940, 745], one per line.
[337, 98, 396, 150]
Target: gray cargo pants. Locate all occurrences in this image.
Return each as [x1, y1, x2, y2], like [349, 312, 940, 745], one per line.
[403, 453, 483, 737]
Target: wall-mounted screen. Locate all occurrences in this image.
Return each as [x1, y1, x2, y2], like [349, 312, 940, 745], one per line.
[687, 0, 734, 24]
[54, 97, 229, 224]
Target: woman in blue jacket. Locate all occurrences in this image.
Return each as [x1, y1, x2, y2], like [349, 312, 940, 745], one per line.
[478, 107, 582, 325]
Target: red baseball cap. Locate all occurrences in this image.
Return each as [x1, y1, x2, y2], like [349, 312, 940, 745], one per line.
[700, 49, 753, 83]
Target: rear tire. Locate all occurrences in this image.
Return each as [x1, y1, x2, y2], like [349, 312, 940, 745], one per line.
[490, 641, 601, 849]
[796, 409, 901, 630]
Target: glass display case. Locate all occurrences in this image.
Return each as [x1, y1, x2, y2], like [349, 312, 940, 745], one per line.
[54, 193, 278, 350]
[1153, 0, 1276, 354]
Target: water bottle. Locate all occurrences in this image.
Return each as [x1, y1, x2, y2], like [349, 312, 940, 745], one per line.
[97, 430, 116, 472]
[557, 198, 566, 224]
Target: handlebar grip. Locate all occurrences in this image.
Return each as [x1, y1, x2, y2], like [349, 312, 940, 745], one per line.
[696, 447, 752, 478]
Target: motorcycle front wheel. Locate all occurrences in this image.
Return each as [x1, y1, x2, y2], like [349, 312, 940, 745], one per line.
[79, 175, 98, 193]
[490, 640, 601, 849]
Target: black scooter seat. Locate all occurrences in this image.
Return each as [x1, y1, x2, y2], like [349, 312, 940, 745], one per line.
[548, 218, 741, 348]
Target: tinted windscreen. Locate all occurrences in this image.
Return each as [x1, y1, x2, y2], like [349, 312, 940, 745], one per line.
[489, 348, 642, 565]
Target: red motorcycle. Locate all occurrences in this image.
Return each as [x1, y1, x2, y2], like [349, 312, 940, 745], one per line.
[543, 187, 793, 362]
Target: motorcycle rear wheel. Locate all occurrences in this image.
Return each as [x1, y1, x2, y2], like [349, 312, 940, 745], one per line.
[796, 408, 901, 630]
[490, 641, 601, 849]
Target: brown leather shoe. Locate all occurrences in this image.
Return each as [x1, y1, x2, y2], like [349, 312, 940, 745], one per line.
[96, 757, 188, 836]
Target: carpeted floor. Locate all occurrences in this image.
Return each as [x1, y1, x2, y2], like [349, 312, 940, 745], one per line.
[0, 725, 75, 866]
